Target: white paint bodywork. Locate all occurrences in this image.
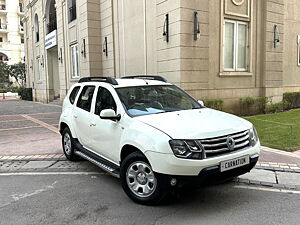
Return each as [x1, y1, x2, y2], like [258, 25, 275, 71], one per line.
[59, 80, 260, 176]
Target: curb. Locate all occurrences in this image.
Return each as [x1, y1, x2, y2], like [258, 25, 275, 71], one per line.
[235, 177, 300, 191]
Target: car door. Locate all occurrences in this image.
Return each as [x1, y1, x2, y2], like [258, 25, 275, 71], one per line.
[89, 86, 123, 163]
[72, 85, 96, 148]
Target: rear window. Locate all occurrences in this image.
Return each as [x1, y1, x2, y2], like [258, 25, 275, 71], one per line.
[69, 86, 80, 104]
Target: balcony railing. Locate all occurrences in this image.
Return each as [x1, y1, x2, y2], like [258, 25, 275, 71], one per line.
[69, 6, 76, 22]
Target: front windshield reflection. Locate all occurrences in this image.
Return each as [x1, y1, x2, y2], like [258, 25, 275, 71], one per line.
[116, 85, 201, 117]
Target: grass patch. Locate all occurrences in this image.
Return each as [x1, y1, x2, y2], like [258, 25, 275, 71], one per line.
[244, 109, 300, 152]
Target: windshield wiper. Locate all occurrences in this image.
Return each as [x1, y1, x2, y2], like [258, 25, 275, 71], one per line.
[154, 110, 173, 115]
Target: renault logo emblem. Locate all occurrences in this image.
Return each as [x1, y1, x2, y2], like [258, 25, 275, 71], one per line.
[227, 136, 235, 151]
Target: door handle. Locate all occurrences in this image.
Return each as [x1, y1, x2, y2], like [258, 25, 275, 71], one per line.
[90, 122, 96, 127]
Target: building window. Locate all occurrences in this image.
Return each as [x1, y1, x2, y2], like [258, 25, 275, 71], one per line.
[21, 38, 24, 44]
[70, 44, 79, 78]
[34, 14, 39, 42]
[0, 37, 3, 42]
[68, 0, 77, 22]
[224, 19, 249, 71]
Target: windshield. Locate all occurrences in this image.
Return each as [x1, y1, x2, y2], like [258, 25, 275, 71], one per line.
[116, 85, 202, 117]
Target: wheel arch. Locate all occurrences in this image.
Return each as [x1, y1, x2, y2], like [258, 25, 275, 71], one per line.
[59, 122, 69, 134]
[120, 144, 146, 163]
[59, 121, 78, 139]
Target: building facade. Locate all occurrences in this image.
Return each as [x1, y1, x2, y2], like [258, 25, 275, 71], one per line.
[0, 0, 25, 64]
[23, 0, 300, 111]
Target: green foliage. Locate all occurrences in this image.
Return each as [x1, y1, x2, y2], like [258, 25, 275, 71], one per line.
[8, 62, 26, 87]
[17, 88, 33, 101]
[0, 62, 26, 88]
[0, 61, 10, 84]
[240, 97, 268, 116]
[283, 92, 300, 109]
[265, 101, 290, 113]
[204, 99, 224, 111]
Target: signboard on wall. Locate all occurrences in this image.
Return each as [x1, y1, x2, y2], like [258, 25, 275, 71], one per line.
[45, 30, 57, 50]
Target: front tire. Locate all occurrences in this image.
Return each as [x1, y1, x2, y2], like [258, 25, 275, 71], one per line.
[120, 152, 167, 205]
[62, 127, 81, 161]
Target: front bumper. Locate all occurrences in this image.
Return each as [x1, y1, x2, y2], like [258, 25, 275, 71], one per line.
[155, 154, 259, 187]
[145, 142, 260, 176]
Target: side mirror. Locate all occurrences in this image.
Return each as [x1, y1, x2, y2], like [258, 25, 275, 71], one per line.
[198, 100, 204, 107]
[100, 109, 121, 121]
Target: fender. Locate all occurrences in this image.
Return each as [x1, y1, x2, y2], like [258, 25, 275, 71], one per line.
[119, 118, 172, 161]
[59, 107, 78, 138]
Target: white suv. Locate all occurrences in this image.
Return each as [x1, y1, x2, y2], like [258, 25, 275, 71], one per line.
[59, 76, 260, 205]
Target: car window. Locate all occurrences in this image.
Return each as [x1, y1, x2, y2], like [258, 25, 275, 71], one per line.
[94, 87, 117, 115]
[76, 86, 95, 112]
[116, 85, 201, 117]
[69, 86, 80, 104]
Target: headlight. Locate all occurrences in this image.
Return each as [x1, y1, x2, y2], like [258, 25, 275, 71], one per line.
[249, 126, 258, 146]
[169, 140, 204, 159]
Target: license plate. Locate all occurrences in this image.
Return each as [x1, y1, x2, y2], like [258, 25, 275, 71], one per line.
[220, 155, 250, 172]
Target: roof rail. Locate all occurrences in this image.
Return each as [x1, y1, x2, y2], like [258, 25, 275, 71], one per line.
[121, 75, 167, 82]
[78, 77, 118, 85]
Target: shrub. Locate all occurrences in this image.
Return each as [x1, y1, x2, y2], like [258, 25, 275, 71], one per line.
[0, 89, 6, 93]
[265, 101, 290, 113]
[204, 99, 224, 111]
[283, 92, 300, 109]
[17, 88, 33, 101]
[240, 97, 268, 116]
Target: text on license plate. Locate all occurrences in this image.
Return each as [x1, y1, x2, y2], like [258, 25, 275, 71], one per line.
[220, 155, 250, 172]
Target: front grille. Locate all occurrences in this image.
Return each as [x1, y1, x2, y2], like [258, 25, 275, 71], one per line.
[198, 130, 250, 158]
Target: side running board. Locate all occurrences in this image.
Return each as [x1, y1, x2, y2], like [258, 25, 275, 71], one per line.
[73, 140, 120, 178]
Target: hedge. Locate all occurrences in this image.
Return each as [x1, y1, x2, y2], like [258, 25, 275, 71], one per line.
[204, 99, 224, 111]
[17, 88, 33, 101]
[240, 97, 268, 116]
[283, 92, 300, 109]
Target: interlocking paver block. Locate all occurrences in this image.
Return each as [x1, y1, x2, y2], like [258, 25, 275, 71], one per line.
[290, 166, 300, 170]
[288, 164, 297, 166]
[260, 163, 270, 167]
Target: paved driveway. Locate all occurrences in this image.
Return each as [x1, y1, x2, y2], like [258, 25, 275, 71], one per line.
[0, 101, 62, 156]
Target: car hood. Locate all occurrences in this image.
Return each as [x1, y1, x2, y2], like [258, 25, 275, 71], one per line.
[135, 108, 252, 139]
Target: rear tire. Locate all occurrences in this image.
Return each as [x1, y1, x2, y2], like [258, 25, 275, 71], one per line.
[62, 127, 81, 161]
[120, 152, 167, 205]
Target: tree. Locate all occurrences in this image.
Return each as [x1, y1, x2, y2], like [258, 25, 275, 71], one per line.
[0, 61, 9, 85]
[8, 62, 26, 87]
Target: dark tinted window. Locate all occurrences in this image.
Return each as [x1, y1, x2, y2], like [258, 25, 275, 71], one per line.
[77, 86, 95, 112]
[95, 87, 117, 115]
[69, 86, 80, 104]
